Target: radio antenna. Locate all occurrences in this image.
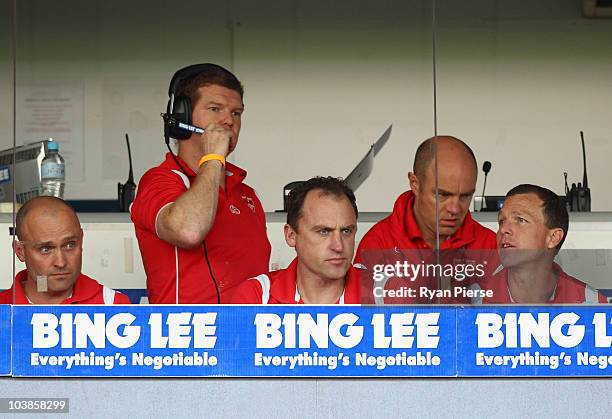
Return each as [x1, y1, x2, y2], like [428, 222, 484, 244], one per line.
[580, 131, 588, 188]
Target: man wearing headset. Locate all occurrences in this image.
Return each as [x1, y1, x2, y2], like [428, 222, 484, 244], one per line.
[131, 64, 271, 304]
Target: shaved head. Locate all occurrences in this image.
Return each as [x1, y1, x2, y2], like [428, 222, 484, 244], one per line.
[408, 135, 479, 248]
[13, 196, 84, 303]
[16, 196, 79, 240]
[413, 136, 477, 181]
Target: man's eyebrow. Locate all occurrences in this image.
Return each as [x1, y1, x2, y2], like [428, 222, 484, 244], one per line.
[29, 236, 80, 246]
[206, 100, 244, 110]
[311, 224, 356, 231]
[31, 241, 55, 247]
[436, 188, 476, 196]
[510, 209, 536, 218]
[61, 235, 80, 242]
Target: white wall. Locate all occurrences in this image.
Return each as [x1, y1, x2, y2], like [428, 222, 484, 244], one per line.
[0, 0, 13, 149]
[1, 0, 611, 211]
[435, 0, 612, 211]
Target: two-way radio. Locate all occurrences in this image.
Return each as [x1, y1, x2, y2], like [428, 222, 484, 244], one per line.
[118, 133, 137, 212]
[564, 131, 591, 212]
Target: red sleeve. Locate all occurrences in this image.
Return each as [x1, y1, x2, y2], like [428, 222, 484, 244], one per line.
[0, 289, 12, 304]
[130, 167, 189, 234]
[113, 292, 132, 304]
[598, 292, 609, 304]
[228, 278, 264, 304]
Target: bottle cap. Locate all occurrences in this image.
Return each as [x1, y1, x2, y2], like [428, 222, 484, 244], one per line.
[47, 140, 59, 151]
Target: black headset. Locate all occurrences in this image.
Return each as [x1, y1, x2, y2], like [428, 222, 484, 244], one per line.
[164, 63, 230, 141]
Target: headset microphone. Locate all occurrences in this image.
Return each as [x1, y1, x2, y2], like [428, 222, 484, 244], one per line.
[161, 113, 205, 135]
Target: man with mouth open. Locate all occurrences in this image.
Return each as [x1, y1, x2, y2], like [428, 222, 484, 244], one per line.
[231, 177, 361, 304]
[471, 184, 607, 304]
[0, 196, 130, 304]
[356, 136, 497, 304]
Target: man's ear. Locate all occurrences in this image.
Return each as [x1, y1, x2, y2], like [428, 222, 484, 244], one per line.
[13, 241, 26, 263]
[546, 227, 564, 250]
[284, 224, 297, 248]
[408, 172, 420, 194]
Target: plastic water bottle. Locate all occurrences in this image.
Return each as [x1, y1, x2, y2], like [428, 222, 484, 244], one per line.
[40, 139, 65, 198]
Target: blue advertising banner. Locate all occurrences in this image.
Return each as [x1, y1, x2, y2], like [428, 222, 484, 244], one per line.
[0, 305, 11, 375]
[457, 306, 612, 376]
[12, 305, 457, 377]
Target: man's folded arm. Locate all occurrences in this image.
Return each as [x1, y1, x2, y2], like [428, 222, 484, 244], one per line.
[155, 160, 224, 249]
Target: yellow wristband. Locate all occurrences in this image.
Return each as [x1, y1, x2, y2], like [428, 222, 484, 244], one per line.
[199, 154, 226, 168]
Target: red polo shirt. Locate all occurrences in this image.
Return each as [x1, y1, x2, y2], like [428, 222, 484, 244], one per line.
[472, 265, 608, 304]
[131, 153, 271, 304]
[0, 270, 130, 304]
[356, 191, 497, 304]
[230, 258, 362, 304]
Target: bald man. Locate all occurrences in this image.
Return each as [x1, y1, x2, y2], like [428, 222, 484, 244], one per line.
[0, 197, 130, 304]
[356, 136, 496, 304]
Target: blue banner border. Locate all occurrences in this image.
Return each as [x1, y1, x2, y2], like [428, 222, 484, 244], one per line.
[0, 305, 11, 376]
[3, 304, 611, 378]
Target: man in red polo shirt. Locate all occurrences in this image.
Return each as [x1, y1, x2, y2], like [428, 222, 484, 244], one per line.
[471, 184, 608, 304]
[131, 64, 271, 304]
[356, 136, 496, 304]
[0, 196, 129, 305]
[231, 177, 361, 304]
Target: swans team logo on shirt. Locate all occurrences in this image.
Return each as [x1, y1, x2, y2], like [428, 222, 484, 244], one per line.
[229, 204, 241, 214]
[242, 195, 256, 212]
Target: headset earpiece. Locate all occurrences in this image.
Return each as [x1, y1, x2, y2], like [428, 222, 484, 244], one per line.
[165, 94, 193, 140]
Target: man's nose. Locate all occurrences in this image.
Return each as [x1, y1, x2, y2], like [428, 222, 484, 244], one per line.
[219, 110, 233, 126]
[330, 232, 344, 252]
[499, 222, 513, 236]
[53, 249, 68, 268]
[445, 197, 461, 215]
